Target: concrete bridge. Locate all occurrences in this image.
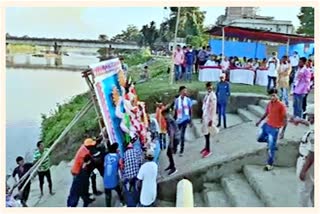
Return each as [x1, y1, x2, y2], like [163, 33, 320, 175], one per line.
[6, 36, 142, 54]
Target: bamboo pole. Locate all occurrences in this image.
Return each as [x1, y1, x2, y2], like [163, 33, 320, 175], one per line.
[82, 70, 103, 131]
[13, 101, 94, 194]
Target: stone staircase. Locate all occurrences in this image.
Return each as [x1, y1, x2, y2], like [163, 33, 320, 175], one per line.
[157, 98, 308, 207]
[195, 165, 299, 207]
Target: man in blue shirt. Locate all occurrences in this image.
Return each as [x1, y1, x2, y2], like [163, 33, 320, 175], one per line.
[174, 86, 193, 156]
[216, 73, 230, 128]
[185, 46, 195, 82]
[103, 143, 124, 207]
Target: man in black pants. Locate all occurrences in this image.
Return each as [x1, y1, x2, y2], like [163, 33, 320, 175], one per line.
[12, 156, 33, 207]
[67, 155, 95, 207]
[88, 135, 106, 196]
[173, 86, 193, 157]
[162, 108, 179, 176]
[33, 141, 54, 197]
[201, 82, 218, 158]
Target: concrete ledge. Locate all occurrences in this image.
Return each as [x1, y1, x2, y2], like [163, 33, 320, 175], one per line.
[196, 92, 268, 117]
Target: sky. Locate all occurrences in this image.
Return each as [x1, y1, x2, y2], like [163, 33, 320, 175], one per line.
[6, 7, 301, 40]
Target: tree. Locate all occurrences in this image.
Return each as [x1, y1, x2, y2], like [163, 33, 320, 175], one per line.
[140, 21, 159, 49]
[163, 7, 206, 39]
[98, 34, 108, 41]
[186, 33, 210, 48]
[296, 7, 314, 36]
[111, 25, 140, 42]
[158, 22, 173, 43]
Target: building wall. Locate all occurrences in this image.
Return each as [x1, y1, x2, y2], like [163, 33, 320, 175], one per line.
[223, 19, 294, 34]
[209, 39, 314, 59]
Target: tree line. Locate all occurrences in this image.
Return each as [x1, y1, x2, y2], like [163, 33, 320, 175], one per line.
[98, 7, 314, 50]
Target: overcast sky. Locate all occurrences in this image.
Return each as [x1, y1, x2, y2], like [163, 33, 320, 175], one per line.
[6, 7, 301, 39]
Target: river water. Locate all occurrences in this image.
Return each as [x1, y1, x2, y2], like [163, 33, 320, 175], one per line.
[6, 53, 99, 174]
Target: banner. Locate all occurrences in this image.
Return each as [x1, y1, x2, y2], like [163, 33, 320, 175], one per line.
[91, 58, 125, 155]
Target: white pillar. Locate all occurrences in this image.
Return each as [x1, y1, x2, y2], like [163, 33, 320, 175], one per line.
[176, 179, 194, 207]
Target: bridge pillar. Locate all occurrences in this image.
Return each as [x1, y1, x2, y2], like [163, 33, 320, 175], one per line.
[54, 56, 62, 66]
[6, 42, 10, 55]
[25, 55, 31, 65]
[53, 42, 62, 55]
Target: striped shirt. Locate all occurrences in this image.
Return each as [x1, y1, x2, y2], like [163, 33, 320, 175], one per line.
[33, 148, 50, 172]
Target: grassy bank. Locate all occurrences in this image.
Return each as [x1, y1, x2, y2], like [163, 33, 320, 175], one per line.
[42, 57, 266, 165]
[7, 44, 39, 54]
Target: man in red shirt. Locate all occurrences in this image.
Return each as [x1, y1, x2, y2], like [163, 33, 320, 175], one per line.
[256, 88, 287, 171]
[71, 138, 103, 196]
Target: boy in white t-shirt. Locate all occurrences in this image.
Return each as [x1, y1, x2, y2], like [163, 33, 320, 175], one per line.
[267, 52, 280, 92]
[137, 150, 158, 207]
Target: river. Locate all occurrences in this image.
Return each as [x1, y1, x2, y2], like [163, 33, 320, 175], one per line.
[6, 53, 100, 174]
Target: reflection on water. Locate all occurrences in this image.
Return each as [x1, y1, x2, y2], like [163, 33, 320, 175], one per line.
[6, 68, 91, 174]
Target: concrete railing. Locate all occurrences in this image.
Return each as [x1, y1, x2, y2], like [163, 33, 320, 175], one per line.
[176, 179, 194, 207]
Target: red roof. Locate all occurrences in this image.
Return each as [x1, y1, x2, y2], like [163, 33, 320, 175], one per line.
[207, 26, 314, 45]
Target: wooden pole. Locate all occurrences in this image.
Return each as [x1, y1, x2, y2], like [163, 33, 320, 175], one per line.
[82, 70, 104, 131]
[286, 37, 290, 56]
[222, 27, 225, 56]
[170, 7, 181, 85]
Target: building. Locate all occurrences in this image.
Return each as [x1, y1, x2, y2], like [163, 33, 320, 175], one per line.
[168, 37, 187, 51]
[216, 7, 294, 34]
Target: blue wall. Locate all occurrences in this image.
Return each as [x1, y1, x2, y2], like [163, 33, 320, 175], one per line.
[209, 39, 314, 59]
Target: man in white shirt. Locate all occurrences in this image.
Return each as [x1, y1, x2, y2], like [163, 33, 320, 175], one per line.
[267, 52, 280, 92]
[289, 51, 300, 86]
[137, 150, 158, 207]
[290, 104, 314, 207]
[204, 54, 217, 66]
[220, 56, 230, 71]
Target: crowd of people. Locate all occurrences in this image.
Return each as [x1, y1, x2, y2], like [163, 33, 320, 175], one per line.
[6, 48, 314, 208]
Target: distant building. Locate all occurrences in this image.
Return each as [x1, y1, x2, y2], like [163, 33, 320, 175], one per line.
[216, 7, 294, 34]
[168, 37, 187, 51]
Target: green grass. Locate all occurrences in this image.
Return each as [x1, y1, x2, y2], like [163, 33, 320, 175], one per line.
[40, 92, 97, 148]
[135, 73, 266, 112]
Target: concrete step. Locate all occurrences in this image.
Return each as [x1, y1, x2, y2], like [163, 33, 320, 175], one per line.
[185, 114, 245, 143]
[259, 99, 269, 109]
[157, 200, 175, 207]
[237, 108, 259, 122]
[221, 173, 264, 207]
[202, 183, 231, 207]
[194, 192, 205, 207]
[243, 165, 299, 207]
[247, 105, 265, 118]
